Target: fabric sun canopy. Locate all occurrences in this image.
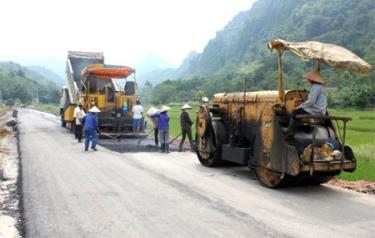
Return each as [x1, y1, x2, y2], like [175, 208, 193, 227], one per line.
[82, 64, 135, 79]
[268, 39, 373, 74]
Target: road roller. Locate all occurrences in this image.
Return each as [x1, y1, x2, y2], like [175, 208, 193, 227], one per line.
[195, 39, 373, 188]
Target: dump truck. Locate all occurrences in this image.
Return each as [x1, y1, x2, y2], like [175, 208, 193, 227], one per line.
[195, 39, 373, 188]
[60, 51, 143, 138]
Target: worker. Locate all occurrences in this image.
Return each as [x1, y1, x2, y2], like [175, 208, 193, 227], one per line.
[147, 107, 159, 146]
[151, 105, 170, 153]
[106, 81, 114, 102]
[179, 104, 194, 152]
[201, 96, 209, 106]
[72, 104, 79, 139]
[73, 104, 85, 142]
[286, 71, 327, 138]
[83, 106, 101, 151]
[132, 100, 144, 135]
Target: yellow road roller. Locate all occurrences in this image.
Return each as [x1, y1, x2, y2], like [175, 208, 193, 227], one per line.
[195, 39, 373, 188]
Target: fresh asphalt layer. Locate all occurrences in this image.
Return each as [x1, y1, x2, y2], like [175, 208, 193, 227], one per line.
[19, 109, 375, 238]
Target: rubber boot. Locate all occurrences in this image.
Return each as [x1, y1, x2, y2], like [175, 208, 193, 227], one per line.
[178, 141, 183, 152]
[165, 143, 170, 153]
[160, 143, 165, 153]
[190, 142, 196, 152]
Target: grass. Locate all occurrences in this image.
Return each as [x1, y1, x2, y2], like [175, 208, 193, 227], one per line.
[329, 109, 375, 181]
[0, 106, 8, 118]
[32, 103, 60, 115]
[31, 103, 374, 181]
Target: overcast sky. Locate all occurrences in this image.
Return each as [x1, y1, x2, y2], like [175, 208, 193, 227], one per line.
[0, 0, 254, 68]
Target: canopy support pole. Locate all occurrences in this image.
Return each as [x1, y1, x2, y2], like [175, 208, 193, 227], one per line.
[316, 61, 321, 72]
[277, 49, 284, 102]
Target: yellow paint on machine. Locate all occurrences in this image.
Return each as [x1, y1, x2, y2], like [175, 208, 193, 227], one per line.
[97, 95, 106, 108]
[63, 104, 75, 122]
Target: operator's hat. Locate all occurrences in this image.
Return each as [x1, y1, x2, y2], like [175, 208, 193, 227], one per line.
[160, 105, 171, 113]
[201, 97, 209, 103]
[304, 71, 325, 84]
[89, 106, 101, 113]
[181, 104, 192, 110]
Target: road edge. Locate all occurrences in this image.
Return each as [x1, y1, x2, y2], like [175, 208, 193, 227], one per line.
[15, 109, 26, 237]
[0, 109, 24, 237]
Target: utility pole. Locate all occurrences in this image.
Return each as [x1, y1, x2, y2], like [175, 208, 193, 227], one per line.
[35, 88, 39, 105]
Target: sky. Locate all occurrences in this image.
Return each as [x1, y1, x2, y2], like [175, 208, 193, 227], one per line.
[0, 0, 254, 69]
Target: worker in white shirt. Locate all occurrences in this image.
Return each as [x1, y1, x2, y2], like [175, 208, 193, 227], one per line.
[73, 104, 86, 142]
[132, 100, 144, 135]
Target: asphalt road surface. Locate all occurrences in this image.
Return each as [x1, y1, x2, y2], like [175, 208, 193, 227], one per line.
[19, 109, 375, 238]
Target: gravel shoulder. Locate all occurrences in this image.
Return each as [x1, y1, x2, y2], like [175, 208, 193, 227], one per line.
[0, 110, 21, 238]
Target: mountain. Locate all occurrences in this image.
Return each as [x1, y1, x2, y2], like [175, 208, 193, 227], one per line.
[144, 0, 375, 107]
[135, 54, 176, 85]
[0, 56, 66, 79]
[138, 68, 179, 86]
[27, 65, 65, 86]
[138, 51, 200, 86]
[180, 0, 374, 78]
[0, 61, 60, 105]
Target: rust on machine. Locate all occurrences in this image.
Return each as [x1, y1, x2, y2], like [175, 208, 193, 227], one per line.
[195, 39, 373, 188]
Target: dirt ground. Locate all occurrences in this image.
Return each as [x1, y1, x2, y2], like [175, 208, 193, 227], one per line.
[328, 179, 375, 194]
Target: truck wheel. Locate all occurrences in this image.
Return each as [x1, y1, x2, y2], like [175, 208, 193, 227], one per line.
[255, 166, 283, 188]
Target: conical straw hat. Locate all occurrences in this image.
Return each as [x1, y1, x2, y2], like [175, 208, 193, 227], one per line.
[147, 107, 159, 116]
[181, 104, 192, 110]
[89, 106, 101, 113]
[160, 105, 171, 112]
[304, 71, 325, 84]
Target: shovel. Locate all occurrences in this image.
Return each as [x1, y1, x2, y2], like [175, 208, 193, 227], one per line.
[137, 128, 155, 144]
[100, 132, 121, 142]
[169, 132, 182, 144]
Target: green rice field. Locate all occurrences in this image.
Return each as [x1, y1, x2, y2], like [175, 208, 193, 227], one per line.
[149, 105, 374, 181]
[329, 109, 375, 181]
[32, 103, 60, 115]
[43, 103, 375, 181]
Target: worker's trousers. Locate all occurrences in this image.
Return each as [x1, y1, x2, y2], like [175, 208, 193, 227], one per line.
[159, 129, 169, 144]
[84, 129, 98, 150]
[75, 124, 83, 142]
[154, 128, 159, 146]
[179, 128, 194, 151]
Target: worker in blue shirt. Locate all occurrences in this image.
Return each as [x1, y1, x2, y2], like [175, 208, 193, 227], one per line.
[83, 106, 101, 151]
[151, 105, 170, 153]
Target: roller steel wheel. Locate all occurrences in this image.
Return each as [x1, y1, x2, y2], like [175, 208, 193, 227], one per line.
[196, 121, 227, 167]
[255, 166, 283, 188]
[196, 134, 222, 167]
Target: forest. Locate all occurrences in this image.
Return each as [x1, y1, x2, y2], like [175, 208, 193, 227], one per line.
[0, 62, 60, 106]
[141, 0, 375, 108]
